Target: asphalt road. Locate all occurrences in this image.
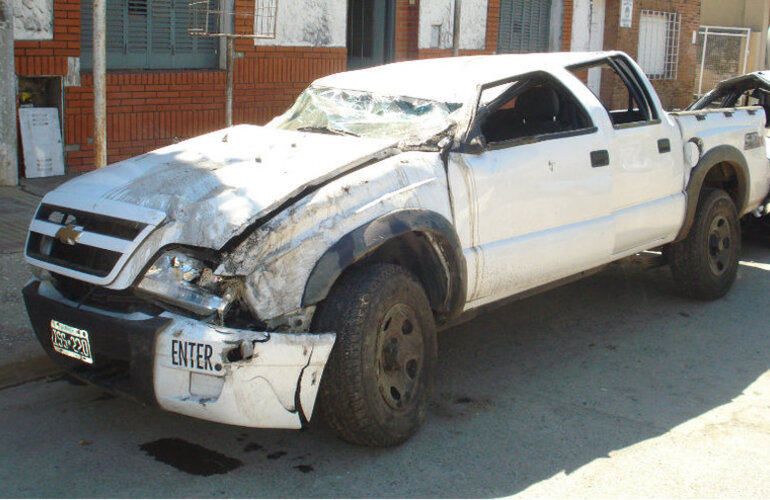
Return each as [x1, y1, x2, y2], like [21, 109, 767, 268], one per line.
[1, 240, 769, 498]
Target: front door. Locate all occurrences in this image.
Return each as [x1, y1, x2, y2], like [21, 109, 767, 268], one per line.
[347, 0, 395, 69]
[448, 73, 614, 308]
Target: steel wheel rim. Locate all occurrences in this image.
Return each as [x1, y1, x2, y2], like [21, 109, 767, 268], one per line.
[376, 303, 424, 411]
[707, 214, 733, 276]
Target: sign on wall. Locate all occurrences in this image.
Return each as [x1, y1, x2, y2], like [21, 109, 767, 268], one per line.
[620, 0, 633, 28]
[19, 108, 65, 178]
[13, 0, 54, 40]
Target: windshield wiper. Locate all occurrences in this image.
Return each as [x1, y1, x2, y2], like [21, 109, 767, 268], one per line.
[297, 126, 360, 137]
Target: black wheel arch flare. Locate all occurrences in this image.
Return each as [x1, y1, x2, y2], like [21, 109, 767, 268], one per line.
[302, 209, 467, 324]
[676, 144, 750, 242]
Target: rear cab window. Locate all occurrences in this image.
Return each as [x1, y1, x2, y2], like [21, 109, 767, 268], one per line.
[568, 56, 660, 128]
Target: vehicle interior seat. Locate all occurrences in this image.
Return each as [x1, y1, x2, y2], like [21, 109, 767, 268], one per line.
[481, 84, 571, 143]
[511, 86, 563, 135]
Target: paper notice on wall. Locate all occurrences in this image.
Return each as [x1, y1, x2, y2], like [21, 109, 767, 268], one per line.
[19, 107, 65, 178]
[620, 0, 634, 28]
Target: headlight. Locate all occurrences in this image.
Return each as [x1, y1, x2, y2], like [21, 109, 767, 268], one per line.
[137, 250, 233, 317]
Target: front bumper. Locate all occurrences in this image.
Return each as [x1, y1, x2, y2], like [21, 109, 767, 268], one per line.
[23, 280, 335, 429]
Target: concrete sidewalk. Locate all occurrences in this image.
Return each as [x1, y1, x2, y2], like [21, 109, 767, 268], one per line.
[0, 174, 78, 387]
[0, 174, 80, 253]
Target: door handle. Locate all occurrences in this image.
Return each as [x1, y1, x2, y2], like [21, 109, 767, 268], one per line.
[590, 150, 610, 168]
[658, 138, 671, 154]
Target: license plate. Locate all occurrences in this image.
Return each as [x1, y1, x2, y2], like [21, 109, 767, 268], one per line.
[50, 320, 94, 364]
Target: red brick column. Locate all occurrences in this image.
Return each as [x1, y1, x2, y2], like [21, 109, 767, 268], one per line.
[395, 0, 420, 61]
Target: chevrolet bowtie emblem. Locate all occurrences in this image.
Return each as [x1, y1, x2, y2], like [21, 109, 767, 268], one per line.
[55, 225, 83, 246]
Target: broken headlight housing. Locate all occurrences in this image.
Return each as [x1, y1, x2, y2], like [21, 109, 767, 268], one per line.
[137, 250, 234, 317]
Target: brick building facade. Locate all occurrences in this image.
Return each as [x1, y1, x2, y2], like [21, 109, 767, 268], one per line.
[602, 0, 701, 110]
[11, 0, 701, 175]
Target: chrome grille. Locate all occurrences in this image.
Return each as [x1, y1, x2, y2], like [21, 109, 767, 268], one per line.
[26, 203, 157, 283]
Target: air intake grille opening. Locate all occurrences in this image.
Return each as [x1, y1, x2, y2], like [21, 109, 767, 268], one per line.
[36, 204, 146, 240]
[26, 203, 154, 281]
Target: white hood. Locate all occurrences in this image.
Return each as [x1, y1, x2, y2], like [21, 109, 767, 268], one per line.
[43, 125, 397, 249]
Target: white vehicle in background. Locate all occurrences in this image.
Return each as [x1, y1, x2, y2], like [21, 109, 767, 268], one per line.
[689, 71, 770, 230]
[689, 71, 770, 136]
[23, 51, 770, 446]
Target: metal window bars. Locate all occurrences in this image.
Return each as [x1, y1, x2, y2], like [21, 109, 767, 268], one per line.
[188, 0, 277, 38]
[695, 26, 752, 97]
[187, 0, 278, 127]
[637, 10, 681, 80]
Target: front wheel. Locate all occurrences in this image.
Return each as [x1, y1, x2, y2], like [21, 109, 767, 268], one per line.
[314, 263, 437, 447]
[669, 188, 741, 300]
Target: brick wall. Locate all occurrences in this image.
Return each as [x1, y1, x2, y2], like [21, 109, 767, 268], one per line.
[14, 0, 346, 172]
[14, 0, 79, 76]
[395, 0, 419, 61]
[602, 0, 701, 109]
[15, 0, 509, 173]
[562, 0, 574, 50]
[486, 0, 500, 53]
[62, 47, 346, 171]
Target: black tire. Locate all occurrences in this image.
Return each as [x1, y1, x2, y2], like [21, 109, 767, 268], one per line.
[314, 263, 437, 447]
[669, 189, 741, 300]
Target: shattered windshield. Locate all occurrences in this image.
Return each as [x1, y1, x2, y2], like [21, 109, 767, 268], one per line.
[268, 86, 463, 142]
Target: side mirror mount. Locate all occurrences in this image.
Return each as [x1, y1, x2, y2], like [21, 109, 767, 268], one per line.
[460, 134, 487, 155]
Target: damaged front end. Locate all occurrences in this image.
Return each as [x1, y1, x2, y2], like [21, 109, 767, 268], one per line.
[23, 236, 336, 428]
[22, 81, 462, 431]
[154, 315, 334, 429]
[137, 249, 336, 427]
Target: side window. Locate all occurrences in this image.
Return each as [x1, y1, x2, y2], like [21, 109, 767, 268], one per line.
[477, 77, 594, 145]
[569, 58, 657, 127]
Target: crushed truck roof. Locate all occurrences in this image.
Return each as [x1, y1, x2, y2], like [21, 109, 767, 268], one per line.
[313, 51, 624, 103]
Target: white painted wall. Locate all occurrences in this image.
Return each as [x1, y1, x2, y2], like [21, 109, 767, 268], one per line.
[570, 0, 592, 52]
[418, 0, 488, 50]
[549, 0, 564, 52]
[13, 0, 53, 41]
[569, 0, 606, 93]
[254, 0, 346, 47]
[587, 0, 606, 94]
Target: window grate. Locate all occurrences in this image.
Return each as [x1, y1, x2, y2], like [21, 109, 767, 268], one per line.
[497, 0, 552, 54]
[253, 0, 277, 38]
[637, 10, 681, 80]
[81, 0, 219, 70]
[188, 0, 277, 38]
[694, 26, 752, 96]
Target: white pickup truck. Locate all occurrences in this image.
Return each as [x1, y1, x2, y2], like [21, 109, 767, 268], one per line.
[23, 51, 770, 447]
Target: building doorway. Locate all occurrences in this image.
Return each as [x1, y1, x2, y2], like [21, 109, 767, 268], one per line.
[347, 0, 395, 69]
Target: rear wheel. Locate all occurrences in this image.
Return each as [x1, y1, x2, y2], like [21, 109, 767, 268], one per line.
[669, 189, 740, 300]
[314, 263, 437, 447]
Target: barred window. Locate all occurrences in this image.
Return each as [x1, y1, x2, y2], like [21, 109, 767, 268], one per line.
[497, 0, 552, 54]
[81, 0, 219, 70]
[637, 10, 681, 80]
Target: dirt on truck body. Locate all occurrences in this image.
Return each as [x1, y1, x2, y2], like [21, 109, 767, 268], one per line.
[23, 51, 770, 446]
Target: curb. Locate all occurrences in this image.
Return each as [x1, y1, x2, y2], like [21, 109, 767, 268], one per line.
[0, 355, 61, 391]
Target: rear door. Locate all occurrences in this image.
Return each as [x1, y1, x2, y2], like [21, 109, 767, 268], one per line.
[568, 56, 685, 254]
